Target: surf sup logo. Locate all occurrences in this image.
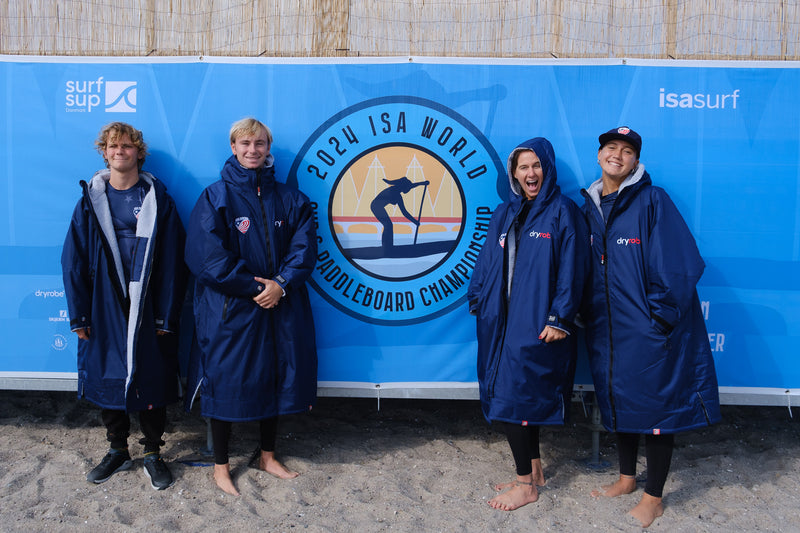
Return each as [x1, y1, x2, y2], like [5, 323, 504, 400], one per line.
[290, 97, 500, 325]
[64, 77, 137, 113]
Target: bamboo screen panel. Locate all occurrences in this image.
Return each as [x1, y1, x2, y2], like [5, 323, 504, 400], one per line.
[1, 0, 798, 59]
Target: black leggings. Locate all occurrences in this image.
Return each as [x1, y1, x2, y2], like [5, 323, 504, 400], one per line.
[210, 417, 278, 465]
[102, 407, 167, 454]
[501, 422, 541, 476]
[616, 432, 674, 498]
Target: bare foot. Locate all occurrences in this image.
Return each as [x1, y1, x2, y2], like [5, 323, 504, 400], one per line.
[488, 477, 539, 511]
[629, 493, 663, 528]
[591, 474, 636, 498]
[259, 451, 299, 479]
[213, 464, 240, 496]
[495, 459, 546, 491]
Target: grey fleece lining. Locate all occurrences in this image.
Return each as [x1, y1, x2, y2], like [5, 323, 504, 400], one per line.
[584, 163, 646, 221]
[506, 147, 528, 197]
[87, 170, 126, 297]
[87, 170, 158, 396]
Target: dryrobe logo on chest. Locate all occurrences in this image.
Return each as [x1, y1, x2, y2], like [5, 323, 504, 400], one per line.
[617, 236, 641, 246]
[65, 77, 137, 113]
[290, 97, 501, 325]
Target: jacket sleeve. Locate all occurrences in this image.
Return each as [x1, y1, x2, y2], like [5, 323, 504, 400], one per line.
[645, 189, 705, 333]
[467, 205, 503, 314]
[151, 194, 187, 332]
[467, 252, 485, 315]
[273, 191, 317, 292]
[61, 198, 92, 331]
[546, 201, 590, 333]
[185, 188, 263, 298]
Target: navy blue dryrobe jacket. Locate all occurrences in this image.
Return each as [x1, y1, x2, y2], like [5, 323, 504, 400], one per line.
[468, 138, 589, 425]
[62, 170, 186, 411]
[581, 164, 721, 434]
[185, 154, 318, 422]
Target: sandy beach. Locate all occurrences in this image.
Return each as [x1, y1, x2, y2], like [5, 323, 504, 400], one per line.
[1, 390, 799, 532]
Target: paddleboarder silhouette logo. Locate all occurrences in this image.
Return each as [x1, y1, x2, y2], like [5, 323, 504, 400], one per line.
[369, 176, 430, 253]
[289, 96, 502, 325]
[333, 144, 460, 281]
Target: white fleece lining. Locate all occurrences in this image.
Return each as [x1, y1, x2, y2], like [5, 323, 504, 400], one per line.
[585, 163, 646, 220]
[87, 170, 158, 399]
[125, 172, 157, 397]
[87, 170, 127, 297]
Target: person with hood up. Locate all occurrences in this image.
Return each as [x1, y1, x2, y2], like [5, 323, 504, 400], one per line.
[468, 137, 589, 511]
[185, 118, 318, 496]
[581, 127, 721, 528]
[62, 122, 186, 490]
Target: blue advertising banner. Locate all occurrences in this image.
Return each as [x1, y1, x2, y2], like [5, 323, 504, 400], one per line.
[1, 56, 798, 403]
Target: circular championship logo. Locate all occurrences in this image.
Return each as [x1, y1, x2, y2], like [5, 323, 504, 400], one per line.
[289, 97, 503, 325]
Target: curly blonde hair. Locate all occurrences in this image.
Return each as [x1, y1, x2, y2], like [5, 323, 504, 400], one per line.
[95, 122, 148, 170]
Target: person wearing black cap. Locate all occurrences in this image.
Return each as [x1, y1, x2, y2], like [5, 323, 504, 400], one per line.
[580, 127, 721, 527]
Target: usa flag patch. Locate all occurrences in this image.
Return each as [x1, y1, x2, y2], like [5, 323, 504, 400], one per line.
[235, 217, 251, 234]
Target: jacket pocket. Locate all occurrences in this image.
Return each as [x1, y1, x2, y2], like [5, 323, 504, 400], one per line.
[696, 391, 712, 425]
[650, 313, 673, 336]
[221, 296, 231, 322]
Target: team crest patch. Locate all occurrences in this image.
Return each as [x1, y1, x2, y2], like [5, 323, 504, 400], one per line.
[289, 96, 503, 325]
[235, 217, 251, 234]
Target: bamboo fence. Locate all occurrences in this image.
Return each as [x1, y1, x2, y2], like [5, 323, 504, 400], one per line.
[1, 0, 798, 59]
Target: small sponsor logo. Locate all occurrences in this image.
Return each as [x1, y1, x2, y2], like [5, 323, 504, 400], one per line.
[659, 88, 740, 110]
[65, 77, 138, 113]
[35, 289, 65, 299]
[48, 309, 69, 323]
[52, 334, 68, 351]
[616, 237, 641, 246]
[529, 231, 551, 239]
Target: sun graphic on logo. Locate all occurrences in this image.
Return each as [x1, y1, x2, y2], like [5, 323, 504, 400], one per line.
[329, 144, 465, 280]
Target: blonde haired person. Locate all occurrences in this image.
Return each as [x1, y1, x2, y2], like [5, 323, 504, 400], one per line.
[185, 118, 318, 495]
[62, 122, 186, 490]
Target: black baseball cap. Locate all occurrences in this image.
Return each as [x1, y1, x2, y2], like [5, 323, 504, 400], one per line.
[599, 127, 641, 157]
